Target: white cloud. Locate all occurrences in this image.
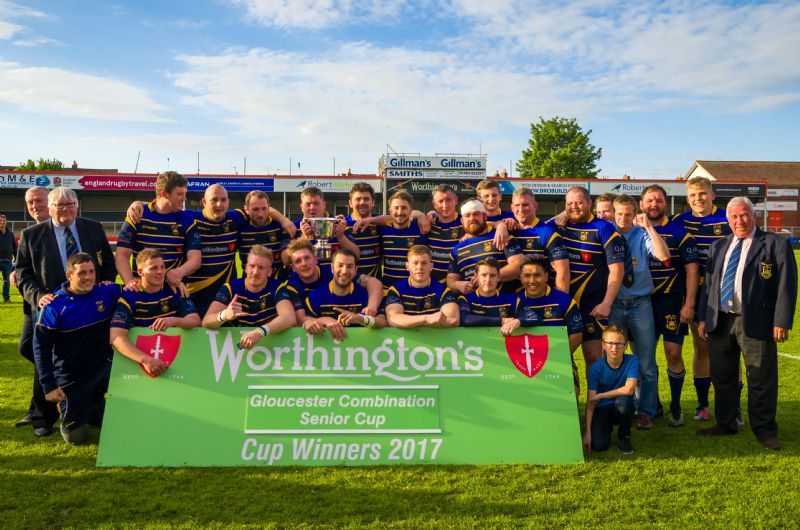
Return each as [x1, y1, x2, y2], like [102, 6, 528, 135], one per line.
[227, 0, 411, 28]
[13, 36, 63, 47]
[0, 19, 22, 38]
[0, 62, 168, 122]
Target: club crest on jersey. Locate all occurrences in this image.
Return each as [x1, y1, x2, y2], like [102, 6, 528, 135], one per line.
[135, 334, 181, 379]
[423, 297, 432, 310]
[450, 228, 460, 239]
[369, 226, 378, 236]
[499, 307, 508, 318]
[161, 300, 171, 313]
[544, 306, 553, 318]
[713, 225, 722, 235]
[96, 300, 105, 312]
[483, 241, 492, 252]
[407, 239, 415, 248]
[760, 260, 773, 280]
[526, 240, 533, 249]
[504, 334, 548, 379]
[172, 224, 181, 236]
[665, 314, 678, 331]
[259, 298, 267, 310]
[270, 233, 278, 242]
[580, 231, 589, 241]
[224, 220, 232, 232]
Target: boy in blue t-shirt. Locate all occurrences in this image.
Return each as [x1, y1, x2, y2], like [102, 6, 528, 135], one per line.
[583, 325, 639, 454]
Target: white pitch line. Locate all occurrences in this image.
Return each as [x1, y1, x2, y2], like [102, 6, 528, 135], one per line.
[778, 352, 800, 361]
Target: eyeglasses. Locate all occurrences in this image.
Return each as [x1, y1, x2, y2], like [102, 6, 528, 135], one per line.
[52, 202, 77, 210]
[602, 341, 626, 349]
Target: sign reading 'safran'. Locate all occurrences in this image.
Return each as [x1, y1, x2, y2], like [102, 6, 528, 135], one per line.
[97, 327, 583, 467]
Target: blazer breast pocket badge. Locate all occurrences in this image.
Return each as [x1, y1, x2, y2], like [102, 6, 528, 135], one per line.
[760, 259, 773, 280]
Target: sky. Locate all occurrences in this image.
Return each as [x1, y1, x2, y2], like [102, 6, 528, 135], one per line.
[1, 0, 799, 179]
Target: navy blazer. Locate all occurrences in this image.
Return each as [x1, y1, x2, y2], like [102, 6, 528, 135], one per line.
[700, 228, 797, 341]
[16, 217, 116, 312]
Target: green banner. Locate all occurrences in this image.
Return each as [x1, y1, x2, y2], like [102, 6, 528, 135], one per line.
[96, 327, 583, 466]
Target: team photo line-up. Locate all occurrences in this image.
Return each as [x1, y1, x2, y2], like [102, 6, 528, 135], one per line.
[7, 173, 796, 454]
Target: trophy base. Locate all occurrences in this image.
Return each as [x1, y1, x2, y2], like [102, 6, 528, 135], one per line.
[314, 243, 333, 261]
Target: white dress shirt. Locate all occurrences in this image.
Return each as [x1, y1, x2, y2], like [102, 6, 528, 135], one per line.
[719, 227, 755, 314]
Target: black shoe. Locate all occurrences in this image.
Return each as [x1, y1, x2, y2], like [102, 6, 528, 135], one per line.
[33, 426, 53, 437]
[15, 413, 33, 427]
[618, 436, 634, 454]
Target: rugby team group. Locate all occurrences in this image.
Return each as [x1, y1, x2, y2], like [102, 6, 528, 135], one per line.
[5, 172, 796, 454]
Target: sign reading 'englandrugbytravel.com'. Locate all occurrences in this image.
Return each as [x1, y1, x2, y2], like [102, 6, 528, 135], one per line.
[96, 327, 583, 467]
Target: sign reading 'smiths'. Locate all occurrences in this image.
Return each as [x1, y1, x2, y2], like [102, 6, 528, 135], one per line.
[97, 327, 582, 467]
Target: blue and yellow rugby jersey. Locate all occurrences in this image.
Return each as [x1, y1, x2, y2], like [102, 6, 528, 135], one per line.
[305, 281, 369, 322]
[292, 217, 355, 271]
[111, 286, 198, 328]
[344, 215, 382, 277]
[488, 210, 515, 222]
[381, 219, 427, 286]
[116, 201, 201, 275]
[457, 290, 517, 321]
[516, 287, 583, 334]
[449, 227, 522, 281]
[546, 215, 626, 307]
[427, 215, 464, 283]
[34, 283, 121, 393]
[649, 218, 699, 295]
[238, 217, 290, 280]
[184, 209, 248, 297]
[277, 266, 334, 311]
[513, 218, 568, 261]
[214, 277, 285, 327]
[672, 206, 730, 275]
[384, 279, 458, 315]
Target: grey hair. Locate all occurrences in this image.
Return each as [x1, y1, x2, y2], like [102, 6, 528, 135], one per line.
[25, 186, 48, 199]
[726, 196, 754, 215]
[48, 187, 78, 206]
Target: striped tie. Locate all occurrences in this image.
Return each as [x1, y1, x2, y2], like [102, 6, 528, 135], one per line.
[65, 226, 79, 258]
[720, 238, 743, 310]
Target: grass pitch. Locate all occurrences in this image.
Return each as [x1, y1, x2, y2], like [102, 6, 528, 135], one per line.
[2, 255, 800, 528]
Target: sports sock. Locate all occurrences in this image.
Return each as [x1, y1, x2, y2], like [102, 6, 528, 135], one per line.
[667, 369, 685, 414]
[694, 376, 711, 408]
[737, 380, 744, 411]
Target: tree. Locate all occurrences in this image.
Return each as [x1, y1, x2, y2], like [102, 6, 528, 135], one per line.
[14, 158, 65, 171]
[516, 116, 602, 179]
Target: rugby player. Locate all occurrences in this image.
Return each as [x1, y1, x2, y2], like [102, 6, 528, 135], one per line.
[115, 171, 201, 290]
[672, 176, 734, 422]
[202, 245, 296, 349]
[300, 249, 387, 340]
[385, 245, 459, 328]
[110, 249, 201, 377]
[426, 185, 464, 282]
[239, 190, 293, 282]
[33, 253, 122, 444]
[475, 179, 516, 225]
[457, 257, 518, 333]
[546, 186, 626, 378]
[296, 186, 360, 270]
[447, 199, 522, 295]
[343, 182, 382, 277]
[510, 187, 570, 293]
[640, 185, 699, 427]
[595, 193, 616, 221]
[380, 191, 428, 286]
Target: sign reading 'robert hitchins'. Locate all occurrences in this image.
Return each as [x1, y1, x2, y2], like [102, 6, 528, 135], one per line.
[97, 327, 582, 467]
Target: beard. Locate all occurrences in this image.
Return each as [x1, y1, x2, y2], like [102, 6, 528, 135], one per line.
[464, 220, 486, 236]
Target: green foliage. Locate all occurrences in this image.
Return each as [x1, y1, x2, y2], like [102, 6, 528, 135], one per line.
[14, 157, 65, 171]
[516, 116, 602, 179]
[2, 254, 800, 527]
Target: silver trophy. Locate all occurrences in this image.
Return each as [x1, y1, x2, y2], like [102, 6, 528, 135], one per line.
[306, 217, 339, 260]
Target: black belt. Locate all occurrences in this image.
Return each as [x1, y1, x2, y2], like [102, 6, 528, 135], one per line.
[722, 311, 741, 317]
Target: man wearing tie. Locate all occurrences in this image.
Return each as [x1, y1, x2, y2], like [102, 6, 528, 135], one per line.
[15, 187, 115, 437]
[697, 197, 797, 450]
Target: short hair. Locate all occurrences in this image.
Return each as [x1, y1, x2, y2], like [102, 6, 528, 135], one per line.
[566, 186, 590, 201]
[300, 186, 324, 200]
[475, 257, 501, 274]
[136, 248, 163, 268]
[244, 190, 269, 208]
[332, 248, 357, 263]
[431, 184, 457, 199]
[25, 186, 48, 199]
[520, 254, 549, 272]
[612, 194, 638, 210]
[640, 185, 667, 201]
[407, 244, 432, 259]
[603, 324, 628, 342]
[511, 187, 536, 200]
[248, 244, 273, 262]
[155, 171, 188, 196]
[476, 179, 501, 194]
[349, 182, 375, 199]
[389, 190, 413, 206]
[0, 214, 6, 220]
[66, 252, 94, 272]
[596, 192, 617, 204]
[726, 196, 755, 215]
[48, 187, 78, 206]
[286, 238, 314, 258]
[686, 176, 713, 190]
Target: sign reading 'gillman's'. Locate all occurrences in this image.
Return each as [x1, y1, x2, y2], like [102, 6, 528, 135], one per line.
[97, 327, 583, 467]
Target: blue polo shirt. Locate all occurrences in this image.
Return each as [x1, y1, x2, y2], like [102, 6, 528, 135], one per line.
[616, 225, 656, 299]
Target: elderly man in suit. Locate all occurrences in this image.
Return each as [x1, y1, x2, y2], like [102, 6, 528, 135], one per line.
[15, 187, 115, 437]
[697, 197, 797, 450]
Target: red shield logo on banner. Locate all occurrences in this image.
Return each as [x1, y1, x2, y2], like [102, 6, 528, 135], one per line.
[135, 334, 182, 379]
[504, 334, 548, 379]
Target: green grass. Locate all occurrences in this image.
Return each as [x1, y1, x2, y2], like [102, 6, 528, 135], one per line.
[3, 255, 800, 528]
